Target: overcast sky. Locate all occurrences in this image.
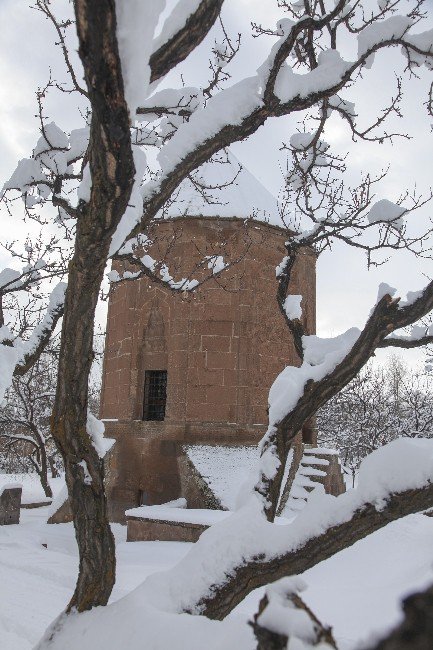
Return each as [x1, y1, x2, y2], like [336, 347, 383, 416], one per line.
[1, 0, 432, 367]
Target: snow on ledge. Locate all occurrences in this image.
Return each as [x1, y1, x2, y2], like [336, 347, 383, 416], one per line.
[125, 505, 231, 526]
[304, 447, 340, 455]
[0, 482, 22, 496]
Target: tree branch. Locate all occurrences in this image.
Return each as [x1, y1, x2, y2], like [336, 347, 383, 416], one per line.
[378, 335, 433, 348]
[14, 297, 65, 377]
[198, 482, 433, 620]
[149, 0, 225, 83]
[125, 30, 433, 250]
[276, 249, 306, 361]
[259, 282, 433, 521]
[251, 580, 337, 650]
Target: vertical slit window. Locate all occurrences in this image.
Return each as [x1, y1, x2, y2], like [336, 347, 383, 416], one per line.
[143, 370, 167, 421]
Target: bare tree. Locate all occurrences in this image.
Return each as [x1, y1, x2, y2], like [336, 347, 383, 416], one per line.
[317, 357, 433, 485]
[3, 0, 433, 630]
[0, 236, 66, 383]
[0, 352, 61, 498]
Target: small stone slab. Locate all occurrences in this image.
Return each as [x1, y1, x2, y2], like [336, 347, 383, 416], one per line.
[0, 484, 22, 525]
[127, 516, 209, 543]
[125, 505, 230, 542]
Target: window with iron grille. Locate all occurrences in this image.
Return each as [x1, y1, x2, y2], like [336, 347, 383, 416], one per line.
[143, 370, 167, 421]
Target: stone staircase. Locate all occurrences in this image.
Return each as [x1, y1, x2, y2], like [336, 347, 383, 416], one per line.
[281, 447, 346, 517]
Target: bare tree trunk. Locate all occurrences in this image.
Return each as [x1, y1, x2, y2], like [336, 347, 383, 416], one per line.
[31, 427, 53, 499]
[48, 454, 59, 479]
[53, 248, 115, 611]
[38, 444, 53, 499]
[50, 0, 134, 612]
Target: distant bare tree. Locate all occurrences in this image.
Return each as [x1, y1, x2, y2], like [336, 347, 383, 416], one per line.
[0, 351, 61, 498]
[317, 357, 433, 485]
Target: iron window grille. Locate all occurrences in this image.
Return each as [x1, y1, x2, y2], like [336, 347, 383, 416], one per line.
[143, 370, 167, 421]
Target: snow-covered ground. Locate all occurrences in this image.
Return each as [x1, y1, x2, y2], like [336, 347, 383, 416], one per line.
[1, 474, 433, 649]
[1, 473, 64, 505]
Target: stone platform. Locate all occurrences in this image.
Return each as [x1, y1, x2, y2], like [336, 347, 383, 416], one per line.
[125, 502, 230, 542]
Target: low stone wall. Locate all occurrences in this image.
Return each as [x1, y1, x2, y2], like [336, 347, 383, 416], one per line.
[0, 485, 22, 525]
[127, 516, 208, 543]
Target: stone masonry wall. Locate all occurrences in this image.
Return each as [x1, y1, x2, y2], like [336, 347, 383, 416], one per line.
[101, 217, 315, 426]
[101, 217, 316, 518]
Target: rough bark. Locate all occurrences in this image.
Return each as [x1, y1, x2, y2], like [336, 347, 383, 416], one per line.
[149, 0, 225, 83]
[48, 454, 59, 479]
[36, 437, 53, 499]
[50, 0, 134, 612]
[26, 422, 54, 499]
[197, 483, 433, 620]
[275, 250, 306, 361]
[378, 335, 433, 349]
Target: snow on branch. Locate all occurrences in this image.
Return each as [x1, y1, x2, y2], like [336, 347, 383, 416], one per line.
[115, 1, 165, 116]
[1, 119, 88, 223]
[254, 278, 433, 521]
[379, 324, 433, 349]
[15, 282, 66, 376]
[134, 438, 433, 621]
[0, 282, 66, 401]
[0, 262, 45, 294]
[115, 2, 433, 252]
[137, 87, 202, 121]
[87, 412, 114, 460]
[251, 577, 337, 649]
[110, 249, 231, 294]
[149, 0, 225, 84]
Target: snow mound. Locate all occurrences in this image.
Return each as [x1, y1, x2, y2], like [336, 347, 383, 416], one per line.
[185, 444, 259, 510]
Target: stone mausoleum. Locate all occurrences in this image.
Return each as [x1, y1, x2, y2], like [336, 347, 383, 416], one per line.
[99, 154, 343, 525]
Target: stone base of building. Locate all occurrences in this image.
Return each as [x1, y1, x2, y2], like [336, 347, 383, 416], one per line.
[104, 419, 265, 523]
[47, 421, 346, 532]
[125, 450, 347, 543]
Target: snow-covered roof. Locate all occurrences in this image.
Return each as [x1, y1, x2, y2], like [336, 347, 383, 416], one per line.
[184, 444, 258, 510]
[159, 151, 282, 227]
